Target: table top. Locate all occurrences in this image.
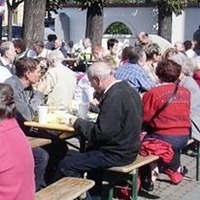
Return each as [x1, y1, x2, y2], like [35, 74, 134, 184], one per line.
[24, 121, 74, 132]
[24, 121, 76, 140]
[28, 136, 51, 148]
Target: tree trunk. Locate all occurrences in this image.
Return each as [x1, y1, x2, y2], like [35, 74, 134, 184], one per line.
[85, 3, 103, 45]
[7, 6, 13, 41]
[23, 0, 46, 48]
[157, 2, 172, 43]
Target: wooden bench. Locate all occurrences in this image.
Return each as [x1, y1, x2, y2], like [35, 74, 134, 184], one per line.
[35, 177, 95, 200]
[28, 137, 51, 148]
[106, 154, 159, 200]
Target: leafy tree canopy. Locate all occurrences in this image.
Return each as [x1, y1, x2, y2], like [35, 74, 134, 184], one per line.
[73, 0, 199, 15]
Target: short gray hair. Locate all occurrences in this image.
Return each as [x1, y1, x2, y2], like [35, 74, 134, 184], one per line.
[87, 61, 112, 78]
[0, 41, 14, 56]
[169, 52, 195, 76]
[47, 50, 64, 62]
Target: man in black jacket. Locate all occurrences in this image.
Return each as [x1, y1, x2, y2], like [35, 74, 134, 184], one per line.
[56, 61, 142, 199]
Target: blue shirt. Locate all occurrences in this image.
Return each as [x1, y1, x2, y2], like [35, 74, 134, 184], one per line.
[115, 63, 156, 93]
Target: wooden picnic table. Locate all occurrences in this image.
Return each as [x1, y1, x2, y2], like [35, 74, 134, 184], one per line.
[24, 121, 76, 139]
[24, 121, 85, 151]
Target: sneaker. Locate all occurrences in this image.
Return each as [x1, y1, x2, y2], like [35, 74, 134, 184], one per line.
[164, 169, 183, 184]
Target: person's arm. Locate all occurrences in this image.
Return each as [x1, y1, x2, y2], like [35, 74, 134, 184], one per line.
[137, 69, 156, 92]
[43, 70, 55, 95]
[72, 92, 123, 143]
[14, 89, 44, 121]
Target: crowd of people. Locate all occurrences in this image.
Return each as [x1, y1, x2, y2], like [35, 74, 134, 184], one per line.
[0, 25, 200, 199]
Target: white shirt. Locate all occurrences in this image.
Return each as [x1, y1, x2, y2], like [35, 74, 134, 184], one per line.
[27, 48, 51, 59]
[73, 74, 94, 103]
[0, 66, 12, 83]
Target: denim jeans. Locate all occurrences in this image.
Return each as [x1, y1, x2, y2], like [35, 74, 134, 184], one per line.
[32, 147, 49, 191]
[56, 150, 127, 200]
[147, 133, 189, 171]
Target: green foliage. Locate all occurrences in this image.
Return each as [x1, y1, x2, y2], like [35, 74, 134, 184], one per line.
[46, 0, 68, 18]
[136, 0, 199, 15]
[74, 0, 104, 10]
[105, 22, 132, 34]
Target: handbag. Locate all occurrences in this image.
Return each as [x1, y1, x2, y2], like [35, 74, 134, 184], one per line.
[142, 83, 179, 133]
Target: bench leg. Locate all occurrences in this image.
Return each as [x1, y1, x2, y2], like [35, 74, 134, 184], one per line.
[131, 169, 138, 200]
[108, 187, 114, 200]
[196, 141, 200, 181]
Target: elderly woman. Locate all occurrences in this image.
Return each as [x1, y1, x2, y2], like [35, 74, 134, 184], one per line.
[170, 52, 200, 141]
[0, 83, 35, 199]
[141, 59, 191, 190]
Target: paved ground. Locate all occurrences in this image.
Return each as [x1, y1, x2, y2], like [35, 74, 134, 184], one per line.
[67, 138, 200, 200]
[138, 153, 200, 200]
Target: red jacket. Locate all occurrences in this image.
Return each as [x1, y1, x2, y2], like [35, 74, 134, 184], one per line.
[142, 84, 191, 136]
[140, 138, 174, 163]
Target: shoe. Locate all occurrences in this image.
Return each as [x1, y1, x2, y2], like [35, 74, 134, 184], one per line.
[179, 166, 188, 176]
[164, 169, 183, 184]
[186, 149, 197, 157]
[141, 178, 154, 192]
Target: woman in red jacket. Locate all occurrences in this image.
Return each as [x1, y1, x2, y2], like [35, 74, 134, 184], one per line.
[141, 59, 191, 190]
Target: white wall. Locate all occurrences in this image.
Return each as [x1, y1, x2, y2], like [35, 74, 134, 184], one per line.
[56, 6, 200, 46]
[172, 7, 200, 44]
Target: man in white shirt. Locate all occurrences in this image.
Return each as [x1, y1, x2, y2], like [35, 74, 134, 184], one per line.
[27, 41, 51, 59]
[0, 41, 16, 82]
[44, 50, 76, 108]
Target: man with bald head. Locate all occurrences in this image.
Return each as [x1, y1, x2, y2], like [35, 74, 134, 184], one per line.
[55, 61, 142, 198]
[136, 31, 150, 47]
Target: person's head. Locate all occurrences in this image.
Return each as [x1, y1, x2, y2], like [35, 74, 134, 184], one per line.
[102, 55, 117, 70]
[53, 38, 62, 49]
[15, 57, 41, 85]
[134, 46, 147, 66]
[107, 38, 119, 54]
[144, 43, 161, 62]
[156, 59, 181, 83]
[137, 32, 149, 46]
[82, 38, 92, 49]
[92, 45, 105, 61]
[68, 40, 74, 48]
[0, 41, 16, 62]
[87, 61, 115, 94]
[47, 34, 57, 42]
[36, 57, 48, 76]
[162, 47, 177, 60]
[33, 41, 44, 55]
[47, 50, 65, 67]
[169, 52, 194, 76]
[0, 83, 16, 120]
[183, 40, 192, 51]
[124, 46, 146, 66]
[174, 41, 185, 52]
[13, 39, 26, 54]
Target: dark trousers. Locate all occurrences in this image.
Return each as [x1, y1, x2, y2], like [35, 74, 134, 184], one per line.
[27, 129, 68, 189]
[55, 150, 127, 200]
[32, 147, 49, 191]
[147, 133, 189, 171]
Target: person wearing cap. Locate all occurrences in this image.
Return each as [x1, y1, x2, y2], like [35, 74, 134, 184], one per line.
[186, 25, 200, 58]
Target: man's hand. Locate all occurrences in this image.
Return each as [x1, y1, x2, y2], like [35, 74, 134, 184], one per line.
[69, 116, 78, 126]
